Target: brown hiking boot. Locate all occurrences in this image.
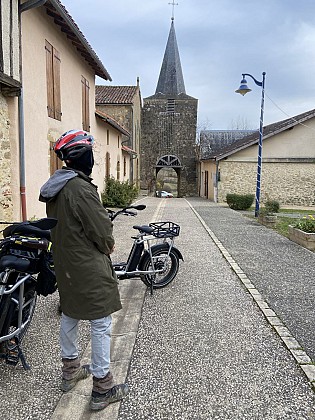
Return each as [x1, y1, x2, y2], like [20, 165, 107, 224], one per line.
[60, 358, 90, 392]
[89, 383, 129, 411]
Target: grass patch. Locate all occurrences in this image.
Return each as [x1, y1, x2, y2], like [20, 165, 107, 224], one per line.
[274, 217, 293, 238]
[279, 209, 315, 215]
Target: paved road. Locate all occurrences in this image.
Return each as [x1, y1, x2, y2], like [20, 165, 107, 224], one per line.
[1, 197, 315, 419]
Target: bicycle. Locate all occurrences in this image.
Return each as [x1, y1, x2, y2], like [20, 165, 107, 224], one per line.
[0, 218, 57, 369]
[107, 204, 183, 294]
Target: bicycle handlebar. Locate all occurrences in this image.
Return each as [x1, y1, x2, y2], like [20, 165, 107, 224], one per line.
[106, 204, 146, 221]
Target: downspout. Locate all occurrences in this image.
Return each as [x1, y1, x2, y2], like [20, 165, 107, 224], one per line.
[18, 0, 47, 220]
[215, 160, 219, 203]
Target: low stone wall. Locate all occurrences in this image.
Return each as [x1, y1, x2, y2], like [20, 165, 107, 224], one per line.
[0, 92, 13, 221]
[218, 161, 315, 207]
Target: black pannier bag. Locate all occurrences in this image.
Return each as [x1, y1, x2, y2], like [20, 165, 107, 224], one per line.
[36, 251, 57, 297]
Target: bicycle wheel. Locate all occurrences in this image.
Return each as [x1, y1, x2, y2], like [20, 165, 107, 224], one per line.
[139, 244, 179, 289]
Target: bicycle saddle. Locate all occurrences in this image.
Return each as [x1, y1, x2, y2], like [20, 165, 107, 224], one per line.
[133, 225, 155, 234]
[3, 218, 57, 240]
[0, 255, 31, 272]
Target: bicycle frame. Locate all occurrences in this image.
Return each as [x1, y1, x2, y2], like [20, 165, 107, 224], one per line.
[0, 270, 34, 344]
[113, 232, 175, 279]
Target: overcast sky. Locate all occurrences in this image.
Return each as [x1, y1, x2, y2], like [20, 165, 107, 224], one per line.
[61, 0, 315, 130]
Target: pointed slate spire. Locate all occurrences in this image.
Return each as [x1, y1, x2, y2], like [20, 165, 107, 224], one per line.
[155, 20, 186, 95]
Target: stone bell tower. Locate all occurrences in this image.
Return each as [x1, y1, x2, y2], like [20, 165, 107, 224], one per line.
[140, 14, 198, 197]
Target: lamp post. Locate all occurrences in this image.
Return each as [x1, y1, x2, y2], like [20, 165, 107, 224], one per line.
[235, 72, 266, 217]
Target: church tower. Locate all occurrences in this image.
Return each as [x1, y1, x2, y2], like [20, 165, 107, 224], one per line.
[140, 15, 198, 197]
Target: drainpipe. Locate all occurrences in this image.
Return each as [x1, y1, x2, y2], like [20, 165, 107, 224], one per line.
[18, 0, 47, 220]
[215, 160, 219, 203]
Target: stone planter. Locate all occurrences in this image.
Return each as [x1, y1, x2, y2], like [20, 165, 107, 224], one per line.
[288, 225, 315, 251]
[258, 214, 277, 228]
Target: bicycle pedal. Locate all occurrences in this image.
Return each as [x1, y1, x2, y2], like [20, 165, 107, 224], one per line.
[6, 341, 19, 366]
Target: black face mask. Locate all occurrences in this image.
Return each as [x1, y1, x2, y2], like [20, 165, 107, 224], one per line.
[67, 149, 94, 176]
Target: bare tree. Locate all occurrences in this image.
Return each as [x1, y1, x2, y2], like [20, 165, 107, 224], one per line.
[228, 116, 254, 130]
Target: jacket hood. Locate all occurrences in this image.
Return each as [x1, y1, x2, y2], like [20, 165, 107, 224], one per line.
[39, 169, 78, 203]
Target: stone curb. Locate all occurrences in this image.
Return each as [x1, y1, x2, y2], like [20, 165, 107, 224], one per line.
[186, 199, 315, 392]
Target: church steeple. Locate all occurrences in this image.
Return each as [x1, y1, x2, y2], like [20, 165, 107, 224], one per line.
[155, 20, 186, 96]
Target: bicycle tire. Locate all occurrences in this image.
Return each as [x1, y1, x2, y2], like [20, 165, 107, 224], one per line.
[139, 244, 179, 289]
[0, 294, 12, 337]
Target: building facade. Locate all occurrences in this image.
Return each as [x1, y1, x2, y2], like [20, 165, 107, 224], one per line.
[0, 0, 21, 222]
[200, 110, 315, 207]
[95, 82, 142, 186]
[141, 19, 198, 197]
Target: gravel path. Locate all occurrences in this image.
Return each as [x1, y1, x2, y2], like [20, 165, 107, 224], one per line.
[118, 198, 315, 420]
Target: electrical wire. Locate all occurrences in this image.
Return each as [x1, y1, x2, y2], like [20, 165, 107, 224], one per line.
[265, 92, 315, 132]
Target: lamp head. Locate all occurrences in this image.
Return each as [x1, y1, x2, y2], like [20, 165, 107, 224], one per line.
[235, 77, 252, 96]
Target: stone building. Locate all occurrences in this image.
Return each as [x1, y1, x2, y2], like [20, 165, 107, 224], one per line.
[141, 19, 198, 197]
[199, 110, 315, 207]
[95, 82, 142, 186]
[0, 0, 21, 222]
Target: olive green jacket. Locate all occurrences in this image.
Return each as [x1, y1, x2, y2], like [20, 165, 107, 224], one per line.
[39, 168, 121, 319]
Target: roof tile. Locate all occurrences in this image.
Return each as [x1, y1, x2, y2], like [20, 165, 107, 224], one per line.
[95, 86, 138, 104]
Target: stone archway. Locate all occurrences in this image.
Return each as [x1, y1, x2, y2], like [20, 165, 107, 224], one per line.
[156, 155, 182, 197]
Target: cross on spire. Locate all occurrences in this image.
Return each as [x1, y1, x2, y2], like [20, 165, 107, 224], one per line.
[168, 0, 178, 21]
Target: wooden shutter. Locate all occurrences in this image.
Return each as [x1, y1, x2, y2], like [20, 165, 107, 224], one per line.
[53, 49, 61, 121]
[106, 152, 110, 178]
[45, 41, 54, 118]
[45, 40, 61, 120]
[50, 142, 63, 175]
[81, 76, 90, 131]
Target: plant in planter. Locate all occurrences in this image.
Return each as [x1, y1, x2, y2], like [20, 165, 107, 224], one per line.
[258, 207, 277, 227]
[265, 200, 280, 214]
[288, 215, 315, 251]
[258, 200, 280, 228]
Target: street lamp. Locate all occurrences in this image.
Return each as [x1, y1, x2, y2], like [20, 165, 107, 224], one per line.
[235, 72, 266, 217]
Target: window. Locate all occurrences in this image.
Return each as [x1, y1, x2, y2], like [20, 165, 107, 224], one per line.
[106, 129, 109, 145]
[105, 152, 110, 178]
[167, 98, 175, 113]
[117, 135, 120, 148]
[50, 142, 63, 175]
[117, 160, 120, 180]
[81, 75, 90, 131]
[45, 40, 61, 120]
[123, 157, 127, 177]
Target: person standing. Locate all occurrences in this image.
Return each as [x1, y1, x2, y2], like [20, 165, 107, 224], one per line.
[39, 129, 129, 411]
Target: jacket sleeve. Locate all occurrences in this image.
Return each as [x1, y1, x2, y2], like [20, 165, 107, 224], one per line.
[74, 187, 115, 255]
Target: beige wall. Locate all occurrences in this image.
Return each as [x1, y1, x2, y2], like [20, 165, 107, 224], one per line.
[96, 87, 142, 186]
[21, 7, 99, 218]
[228, 121, 315, 162]
[94, 120, 132, 190]
[200, 160, 216, 200]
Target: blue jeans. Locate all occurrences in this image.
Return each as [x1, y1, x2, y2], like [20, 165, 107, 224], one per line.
[60, 313, 112, 378]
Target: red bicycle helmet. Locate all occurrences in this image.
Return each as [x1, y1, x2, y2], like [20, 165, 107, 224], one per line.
[54, 129, 94, 161]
